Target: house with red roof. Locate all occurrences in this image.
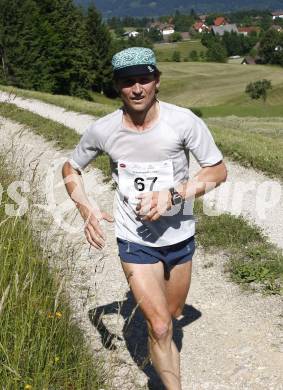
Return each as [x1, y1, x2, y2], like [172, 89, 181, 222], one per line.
[148, 21, 175, 36]
[238, 27, 260, 36]
[193, 21, 209, 33]
[214, 16, 228, 27]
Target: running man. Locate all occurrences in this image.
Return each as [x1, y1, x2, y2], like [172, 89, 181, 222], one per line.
[62, 47, 227, 389]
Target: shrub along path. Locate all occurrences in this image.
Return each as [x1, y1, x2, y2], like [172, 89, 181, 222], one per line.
[0, 110, 283, 386]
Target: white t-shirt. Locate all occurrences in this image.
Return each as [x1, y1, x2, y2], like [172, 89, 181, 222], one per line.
[68, 100, 223, 247]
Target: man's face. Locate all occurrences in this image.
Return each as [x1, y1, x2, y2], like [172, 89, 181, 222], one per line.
[117, 74, 160, 113]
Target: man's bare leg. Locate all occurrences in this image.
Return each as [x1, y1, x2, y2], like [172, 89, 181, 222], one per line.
[165, 261, 192, 318]
[146, 317, 181, 389]
[120, 260, 182, 389]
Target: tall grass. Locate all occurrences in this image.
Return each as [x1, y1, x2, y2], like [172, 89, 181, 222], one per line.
[201, 103, 283, 118]
[0, 155, 107, 388]
[206, 118, 283, 180]
[195, 201, 283, 294]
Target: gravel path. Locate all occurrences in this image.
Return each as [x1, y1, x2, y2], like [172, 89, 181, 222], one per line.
[0, 94, 283, 389]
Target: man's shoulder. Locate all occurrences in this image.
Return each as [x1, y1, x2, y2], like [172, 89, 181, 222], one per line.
[92, 108, 122, 130]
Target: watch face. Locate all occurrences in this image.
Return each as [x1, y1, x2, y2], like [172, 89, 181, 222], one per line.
[173, 193, 183, 205]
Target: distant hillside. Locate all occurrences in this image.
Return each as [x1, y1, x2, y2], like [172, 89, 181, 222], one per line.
[75, 0, 283, 17]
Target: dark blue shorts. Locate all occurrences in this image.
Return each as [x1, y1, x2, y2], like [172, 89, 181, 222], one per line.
[117, 235, 195, 270]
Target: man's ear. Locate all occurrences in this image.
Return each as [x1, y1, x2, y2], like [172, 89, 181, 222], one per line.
[155, 76, 161, 93]
[156, 77, 160, 89]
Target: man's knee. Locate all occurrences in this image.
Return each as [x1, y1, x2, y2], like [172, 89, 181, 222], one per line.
[147, 318, 173, 341]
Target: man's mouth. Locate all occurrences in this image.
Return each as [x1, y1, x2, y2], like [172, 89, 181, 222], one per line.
[131, 96, 145, 101]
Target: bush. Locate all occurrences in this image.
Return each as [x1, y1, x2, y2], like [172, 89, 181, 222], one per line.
[245, 79, 272, 102]
[172, 50, 181, 62]
[189, 50, 199, 61]
[206, 42, 228, 63]
[168, 32, 183, 42]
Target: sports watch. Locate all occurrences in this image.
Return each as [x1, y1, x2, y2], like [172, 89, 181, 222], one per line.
[169, 187, 183, 205]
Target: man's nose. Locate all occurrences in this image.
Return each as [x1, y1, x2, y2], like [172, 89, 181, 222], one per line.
[132, 82, 142, 94]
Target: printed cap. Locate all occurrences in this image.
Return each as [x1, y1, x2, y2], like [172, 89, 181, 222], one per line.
[112, 47, 158, 78]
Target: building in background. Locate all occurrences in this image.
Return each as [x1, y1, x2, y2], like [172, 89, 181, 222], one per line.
[193, 21, 209, 33]
[212, 24, 238, 36]
[214, 16, 228, 26]
[272, 11, 283, 19]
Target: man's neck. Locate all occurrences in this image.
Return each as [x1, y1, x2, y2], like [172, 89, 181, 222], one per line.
[122, 100, 160, 131]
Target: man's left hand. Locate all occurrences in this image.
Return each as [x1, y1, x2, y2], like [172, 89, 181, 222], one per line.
[135, 190, 172, 221]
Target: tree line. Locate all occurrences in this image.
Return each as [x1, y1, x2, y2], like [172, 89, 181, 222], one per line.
[200, 29, 283, 64]
[0, 0, 129, 98]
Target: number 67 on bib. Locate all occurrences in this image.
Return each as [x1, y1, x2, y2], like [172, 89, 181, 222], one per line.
[118, 160, 174, 207]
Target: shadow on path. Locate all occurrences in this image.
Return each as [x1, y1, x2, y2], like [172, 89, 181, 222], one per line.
[88, 290, 201, 389]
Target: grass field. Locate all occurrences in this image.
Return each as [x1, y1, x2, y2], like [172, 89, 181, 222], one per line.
[206, 116, 283, 179]
[0, 155, 106, 388]
[207, 116, 283, 140]
[154, 40, 207, 61]
[158, 62, 283, 108]
[0, 102, 282, 294]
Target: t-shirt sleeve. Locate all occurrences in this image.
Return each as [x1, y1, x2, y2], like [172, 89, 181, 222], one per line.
[183, 114, 223, 167]
[67, 124, 102, 171]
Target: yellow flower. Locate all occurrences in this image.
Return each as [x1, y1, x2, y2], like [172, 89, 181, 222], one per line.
[24, 385, 32, 390]
[54, 356, 60, 363]
[55, 311, 62, 319]
[47, 312, 53, 319]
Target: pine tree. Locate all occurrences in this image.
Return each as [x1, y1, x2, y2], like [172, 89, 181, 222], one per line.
[35, 0, 91, 96]
[0, 0, 26, 85]
[85, 5, 113, 94]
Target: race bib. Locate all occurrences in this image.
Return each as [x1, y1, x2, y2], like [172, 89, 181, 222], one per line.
[118, 159, 174, 208]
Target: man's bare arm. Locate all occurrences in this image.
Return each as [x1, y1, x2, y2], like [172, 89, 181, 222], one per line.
[62, 161, 114, 249]
[178, 160, 228, 200]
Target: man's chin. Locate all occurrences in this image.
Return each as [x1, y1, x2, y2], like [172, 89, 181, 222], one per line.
[129, 100, 147, 110]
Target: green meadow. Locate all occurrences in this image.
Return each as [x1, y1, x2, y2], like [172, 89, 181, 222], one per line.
[154, 40, 207, 61]
[158, 61, 283, 110]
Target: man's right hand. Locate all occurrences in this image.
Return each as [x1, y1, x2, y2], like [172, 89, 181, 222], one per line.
[61, 162, 114, 250]
[81, 208, 114, 250]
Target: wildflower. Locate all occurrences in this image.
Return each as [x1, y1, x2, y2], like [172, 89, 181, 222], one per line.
[24, 385, 32, 390]
[54, 356, 60, 363]
[47, 312, 53, 318]
[55, 311, 62, 319]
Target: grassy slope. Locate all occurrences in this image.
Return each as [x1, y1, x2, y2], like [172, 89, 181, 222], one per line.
[0, 103, 282, 294]
[0, 156, 106, 388]
[158, 62, 283, 109]
[206, 116, 283, 179]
